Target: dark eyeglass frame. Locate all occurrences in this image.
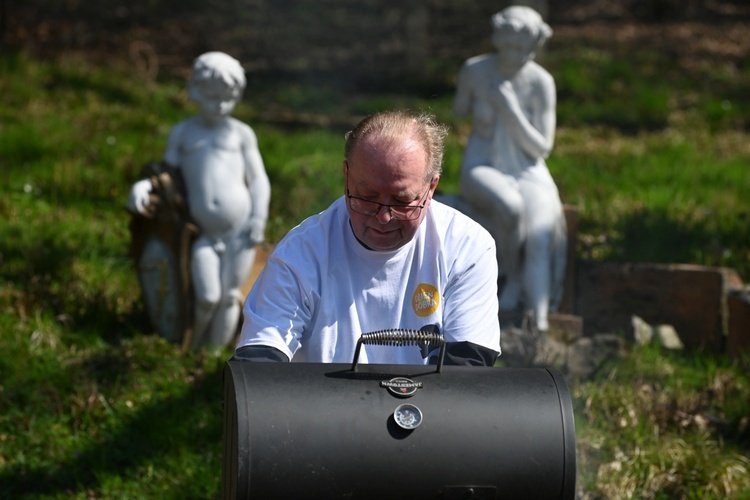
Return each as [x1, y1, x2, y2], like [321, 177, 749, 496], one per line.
[345, 181, 432, 221]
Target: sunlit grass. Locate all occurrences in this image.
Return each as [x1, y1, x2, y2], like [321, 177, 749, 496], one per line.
[551, 126, 750, 272]
[575, 343, 750, 498]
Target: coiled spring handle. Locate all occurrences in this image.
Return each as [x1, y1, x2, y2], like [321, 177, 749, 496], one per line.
[351, 329, 446, 373]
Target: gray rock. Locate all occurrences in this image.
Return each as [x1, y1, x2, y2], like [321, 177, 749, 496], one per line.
[631, 315, 654, 345]
[656, 324, 684, 350]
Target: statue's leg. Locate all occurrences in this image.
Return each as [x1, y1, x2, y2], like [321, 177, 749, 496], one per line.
[497, 224, 524, 311]
[549, 213, 568, 312]
[204, 236, 257, 347]
[461, 165, 525, 311]
[520, 179, 563, 331]
[523, 228, 552, 331]
[190, 237, 222, 347]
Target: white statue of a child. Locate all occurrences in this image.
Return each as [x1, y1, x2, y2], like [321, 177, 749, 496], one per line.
[453, 6, 565, 331]
[128, 51, 271, 348]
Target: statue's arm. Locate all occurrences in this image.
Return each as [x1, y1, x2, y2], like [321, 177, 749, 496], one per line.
[452, 63, 473, 118]
[241, 125, 271, 244]
[127, 122, 186, 216]
[162, 121, 184, 168]
[495, 74, 556, 160]
[127, 178, 154, 214]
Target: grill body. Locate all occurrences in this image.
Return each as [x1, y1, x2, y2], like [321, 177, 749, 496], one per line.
[222, 360, 576, 499]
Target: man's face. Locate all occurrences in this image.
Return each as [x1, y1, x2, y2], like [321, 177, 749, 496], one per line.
[343, 136, 438, 251]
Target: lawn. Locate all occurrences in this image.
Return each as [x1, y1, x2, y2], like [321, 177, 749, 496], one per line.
[1, 12, 749, 497]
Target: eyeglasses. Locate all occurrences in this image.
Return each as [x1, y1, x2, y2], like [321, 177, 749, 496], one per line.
[346, 184, 431, 221]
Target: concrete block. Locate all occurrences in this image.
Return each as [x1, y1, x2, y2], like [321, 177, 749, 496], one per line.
[558, 205, 579, 314]
[575, 261, 731, 353]
[727, 288, 750, 358]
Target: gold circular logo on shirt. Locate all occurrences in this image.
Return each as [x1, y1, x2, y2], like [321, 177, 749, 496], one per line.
[412, 284, 440, 317]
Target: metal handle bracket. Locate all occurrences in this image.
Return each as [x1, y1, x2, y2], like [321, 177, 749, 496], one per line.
[350, 329, 446, 373]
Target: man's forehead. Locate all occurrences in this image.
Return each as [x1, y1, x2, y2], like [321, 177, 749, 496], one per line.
[355, 134, 425, 163]
[349, 137, 428, 189]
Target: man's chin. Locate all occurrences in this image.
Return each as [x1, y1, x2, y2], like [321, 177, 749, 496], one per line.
[361, 231, 405, 252]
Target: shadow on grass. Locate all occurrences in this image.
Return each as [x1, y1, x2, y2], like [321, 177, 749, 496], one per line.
[1, 183, 227, 497]
[581, 206, 749, 278]
[0, 204, 146, 340]
[0, 359, 225, 498]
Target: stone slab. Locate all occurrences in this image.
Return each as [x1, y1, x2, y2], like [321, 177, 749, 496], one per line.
[558, 205, 579, 314]
[575, 261, 732, 353]
[727, 288, 750, 358]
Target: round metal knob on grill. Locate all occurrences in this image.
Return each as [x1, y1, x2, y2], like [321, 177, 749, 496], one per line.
[393, 403, 423, 430]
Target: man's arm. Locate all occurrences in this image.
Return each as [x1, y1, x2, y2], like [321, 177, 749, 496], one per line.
[443, 341, 498, 366]
[235, 252, 312, 361]
[422, 323, 498, 367]
[234, 345, 288, 362]
[441, 226, 502, 366]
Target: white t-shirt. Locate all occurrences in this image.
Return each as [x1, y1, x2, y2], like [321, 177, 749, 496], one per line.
[238, 198, 500, 364]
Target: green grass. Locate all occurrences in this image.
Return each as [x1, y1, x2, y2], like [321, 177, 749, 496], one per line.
[575, 343, 750, 498]
[551, 127, 750, 270]
[1, 40, 749, 498]
[0, 331, 227, 497]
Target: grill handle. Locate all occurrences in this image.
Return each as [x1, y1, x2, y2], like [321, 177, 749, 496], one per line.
[351, 329, 447, 373]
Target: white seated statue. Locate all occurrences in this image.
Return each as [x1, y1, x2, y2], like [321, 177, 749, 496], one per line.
[451, 6, 566, 331]
[127, 51, 271, 349]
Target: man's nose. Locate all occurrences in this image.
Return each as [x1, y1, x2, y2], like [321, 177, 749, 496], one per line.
[374, 204, 393, 223]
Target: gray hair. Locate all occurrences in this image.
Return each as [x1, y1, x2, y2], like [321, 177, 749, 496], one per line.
[344, 110, 449, 182]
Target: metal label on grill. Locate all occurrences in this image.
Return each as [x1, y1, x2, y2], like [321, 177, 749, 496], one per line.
[380, 377, 422, 398]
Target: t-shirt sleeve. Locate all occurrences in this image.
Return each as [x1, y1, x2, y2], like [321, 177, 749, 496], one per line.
[440, 227, 501, 355]
[236, 254, 312, 361]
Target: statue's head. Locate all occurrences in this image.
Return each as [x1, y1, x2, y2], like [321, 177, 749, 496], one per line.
[491, 6, 552, 44]
[188, 52, 246, 113]
[490, 6, 552, 71]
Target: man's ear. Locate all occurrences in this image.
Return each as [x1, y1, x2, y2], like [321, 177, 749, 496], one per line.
[342, 160, 348, 193]
[430, 175, 441, 192]
[425, 175, 440, 206]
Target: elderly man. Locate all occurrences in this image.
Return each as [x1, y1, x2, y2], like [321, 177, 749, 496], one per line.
[236, 110, 500, 366]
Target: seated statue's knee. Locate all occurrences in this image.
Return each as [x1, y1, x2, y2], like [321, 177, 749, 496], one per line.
[498, 210, 523, 237]
[498, 195, 524, 227]
[222, 288, 243, 308]
[195, 289, 221, 312]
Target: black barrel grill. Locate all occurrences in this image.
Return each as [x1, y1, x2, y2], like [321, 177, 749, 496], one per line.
[222, 330, 576, 499]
